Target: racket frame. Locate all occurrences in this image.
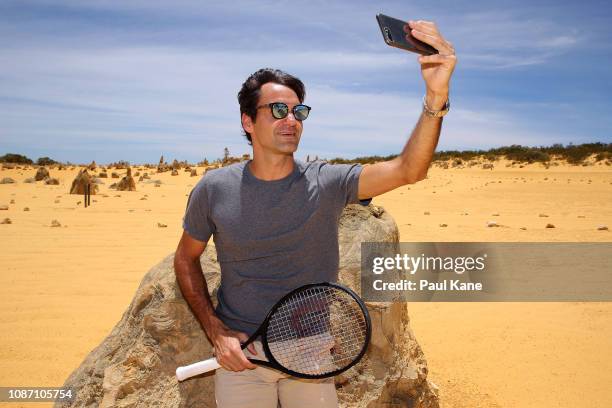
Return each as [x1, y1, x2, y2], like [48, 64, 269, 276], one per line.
[243, 281, 372, 379]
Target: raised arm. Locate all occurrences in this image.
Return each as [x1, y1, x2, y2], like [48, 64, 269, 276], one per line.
[174, 231, 256, 371]
[358, 19, 456, 200]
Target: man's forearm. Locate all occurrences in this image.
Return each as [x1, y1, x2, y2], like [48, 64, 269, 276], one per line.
[397, 92, 447, 183]
[174, 257, 222, 338]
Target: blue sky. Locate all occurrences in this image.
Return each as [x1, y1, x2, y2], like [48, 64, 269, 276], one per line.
[1, 0, 611, 164]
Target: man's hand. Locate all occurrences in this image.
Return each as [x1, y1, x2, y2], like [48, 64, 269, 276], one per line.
[209, 318, 257, 372]
[405, 20, 457, 109]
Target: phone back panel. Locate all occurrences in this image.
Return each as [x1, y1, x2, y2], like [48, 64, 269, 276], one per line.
[376, 14, 438, 56]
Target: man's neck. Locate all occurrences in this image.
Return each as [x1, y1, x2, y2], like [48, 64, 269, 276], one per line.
[248, 153, 295, 181]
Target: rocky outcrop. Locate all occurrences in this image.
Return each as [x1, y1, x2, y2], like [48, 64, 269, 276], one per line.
[57, 204, 438, 408]
[35, 167, 50, 181]
[69, 169, 97, 195]
[116, 168, 136, 191]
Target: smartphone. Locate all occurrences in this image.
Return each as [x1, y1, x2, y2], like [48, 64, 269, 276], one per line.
[376, 13, 438, 56]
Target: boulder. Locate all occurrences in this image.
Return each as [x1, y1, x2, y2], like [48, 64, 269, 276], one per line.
[35, 167, 50, 181]
[44, 177, 60, 185]
[57, 204, 438, 408]
[70, 169, 98, 195]
[116, 168, 136, 191]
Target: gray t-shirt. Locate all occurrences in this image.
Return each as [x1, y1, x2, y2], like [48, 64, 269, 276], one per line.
[182, 159, 370, 335]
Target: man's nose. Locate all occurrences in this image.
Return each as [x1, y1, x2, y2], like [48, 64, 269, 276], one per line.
[285, 111, 298, 123]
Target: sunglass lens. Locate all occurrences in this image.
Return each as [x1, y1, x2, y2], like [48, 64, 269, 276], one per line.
[271, 103, 289, 119]
[294, 105, 310, 121]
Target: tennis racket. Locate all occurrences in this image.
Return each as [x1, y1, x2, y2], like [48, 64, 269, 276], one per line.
[176, 282, 371, 381]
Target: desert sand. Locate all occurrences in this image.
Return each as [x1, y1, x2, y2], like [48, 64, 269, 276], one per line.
[0, 160, 610, 408]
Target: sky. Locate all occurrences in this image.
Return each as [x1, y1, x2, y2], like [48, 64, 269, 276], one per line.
[1, 0, 611, 164]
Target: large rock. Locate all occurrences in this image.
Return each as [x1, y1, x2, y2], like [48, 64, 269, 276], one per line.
[116, 168, 136, 191]
[57, 204, 438, 408]
[35, 167, 50, 181]
[70, 169, 98, 195]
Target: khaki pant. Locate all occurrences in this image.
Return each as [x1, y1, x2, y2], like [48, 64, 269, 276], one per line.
[214, 342, 338, 408]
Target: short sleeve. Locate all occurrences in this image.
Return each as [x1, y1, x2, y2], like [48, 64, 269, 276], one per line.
[321, 162, 372, 207]
[182, 180, 214, 243]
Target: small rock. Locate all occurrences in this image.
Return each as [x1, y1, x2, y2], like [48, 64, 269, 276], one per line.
[486, 221, 499, 228]
[77, 201, 82, 205]
[23, 207, 30, 211]
[1, 218, 11, 224]
[492, 213, 500, 216]
[539, 214, 549, 218]
[51, 219, 62, 228]
[140, 197, 147, 200]
[157, 222, 167, 228]
[0, 177, 15, 184]
[597, 225, 609, 231]
[0, 205, 8, 210]
[10, 199, 15, 204]
[424, 211, 430, 215]
[439, 223, 448, 227]
[577, 215, 585, 218]
[520, 227, 527, 230]
[54, 199, 60, 204]
[545, 223, 555, 229]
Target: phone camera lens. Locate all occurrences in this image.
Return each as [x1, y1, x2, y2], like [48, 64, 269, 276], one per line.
[383, 27, 393, 43]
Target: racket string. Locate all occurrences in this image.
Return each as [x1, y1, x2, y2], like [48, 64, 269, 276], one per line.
[266, 286, 368, 376]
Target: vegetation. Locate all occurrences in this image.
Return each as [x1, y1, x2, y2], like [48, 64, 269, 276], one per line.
[0, 153, 33, 164]
[325, 143, 611, 165]
[36, 157, 57, 166]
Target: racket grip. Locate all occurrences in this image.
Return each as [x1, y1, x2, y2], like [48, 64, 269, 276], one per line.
[176, 357, 221, 381]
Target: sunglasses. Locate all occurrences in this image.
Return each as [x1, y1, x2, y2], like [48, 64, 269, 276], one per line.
[256, 102, 311, 121]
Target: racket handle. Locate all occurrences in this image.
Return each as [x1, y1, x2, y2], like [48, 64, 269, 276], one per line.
[176, 357, 221, 381]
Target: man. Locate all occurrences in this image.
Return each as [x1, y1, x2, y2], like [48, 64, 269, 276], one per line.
[174, 19, 456, 408]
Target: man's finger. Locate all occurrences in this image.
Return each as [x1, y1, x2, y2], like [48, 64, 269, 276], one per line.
[405, 20, 439, 36]
[235, 332, 257, 356]
[418, 54, 457, 65]
[246, 343, 257, 355]
[408, 30, 453, 55]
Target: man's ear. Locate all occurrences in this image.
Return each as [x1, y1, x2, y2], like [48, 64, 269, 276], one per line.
[241, 113, 254, 134]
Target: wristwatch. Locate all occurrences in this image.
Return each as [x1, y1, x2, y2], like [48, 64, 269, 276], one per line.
[422, 95, 450, 118]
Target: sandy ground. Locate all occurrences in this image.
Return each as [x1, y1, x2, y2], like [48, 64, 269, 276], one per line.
[0, 160, 610, 408]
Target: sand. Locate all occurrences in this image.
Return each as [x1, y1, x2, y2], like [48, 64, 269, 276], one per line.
[0, 160, 610, 407]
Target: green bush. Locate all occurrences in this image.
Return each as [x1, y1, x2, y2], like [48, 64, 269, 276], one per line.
[0, 153, 33, 164]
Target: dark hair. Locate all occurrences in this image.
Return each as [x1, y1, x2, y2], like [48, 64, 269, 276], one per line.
[237, 68, 306, 144]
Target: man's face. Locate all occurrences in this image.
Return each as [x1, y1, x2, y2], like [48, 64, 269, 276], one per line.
[243, 82, 303, 155]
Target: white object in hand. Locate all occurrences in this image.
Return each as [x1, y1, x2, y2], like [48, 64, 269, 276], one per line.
[176, 358, 221, 381]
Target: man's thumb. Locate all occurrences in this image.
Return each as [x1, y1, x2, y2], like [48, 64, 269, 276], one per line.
[237, 332, 257, 355]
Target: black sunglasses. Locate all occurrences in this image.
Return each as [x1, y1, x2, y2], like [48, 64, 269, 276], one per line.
[256, 102, 311, 121]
